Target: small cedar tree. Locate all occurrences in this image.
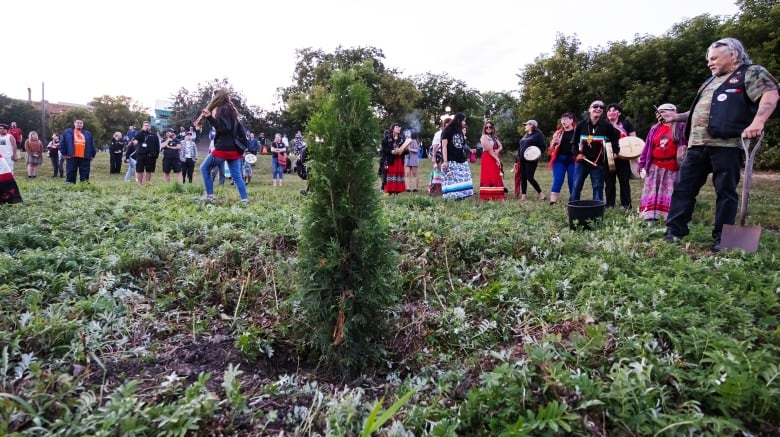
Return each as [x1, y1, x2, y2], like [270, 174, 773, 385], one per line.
[297, 70, 400, 375]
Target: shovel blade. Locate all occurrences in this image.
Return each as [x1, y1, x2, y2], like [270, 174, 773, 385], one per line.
[720, 224, 762, 253]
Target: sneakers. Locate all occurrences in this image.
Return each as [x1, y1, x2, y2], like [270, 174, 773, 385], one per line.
[195, 195, 216, 202]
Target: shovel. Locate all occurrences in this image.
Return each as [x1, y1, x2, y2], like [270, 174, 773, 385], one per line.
[720, 134, 764, 253]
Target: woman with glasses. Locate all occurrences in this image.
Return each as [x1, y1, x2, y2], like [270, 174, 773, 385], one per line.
[547, 113, 577, 204]
[571, 101, 622, 202]
[478, 121, 505, 200]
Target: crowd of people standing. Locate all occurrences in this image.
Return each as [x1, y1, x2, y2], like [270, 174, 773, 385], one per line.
[3, 38, 777, 252]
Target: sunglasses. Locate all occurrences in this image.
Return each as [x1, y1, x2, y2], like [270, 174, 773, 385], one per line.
[591, 104, 605, 109]
[485, 125, 494, 129]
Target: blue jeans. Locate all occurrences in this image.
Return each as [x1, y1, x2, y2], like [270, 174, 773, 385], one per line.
[200, 154, 248, 200]
[272, 157, 284, 180]
[666, 146, 741, 239]
[124, 158, 136, 181]
[572, 162, 605, 202]
[551, 154, 575, 195]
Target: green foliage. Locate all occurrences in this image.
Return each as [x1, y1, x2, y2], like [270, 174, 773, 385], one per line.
[1, 159, 780, 434]
[51, 108, 104, 145]
[0, 94, 42, 137]
[281, 46, 400, 129]
[297, 69, 400, 375]
[168, 78, 266, 136]
[360, 390, 415, 437]
[89, 95, 149, 144]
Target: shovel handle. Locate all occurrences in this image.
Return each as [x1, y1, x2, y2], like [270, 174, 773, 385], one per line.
[738, 134, 764, 226]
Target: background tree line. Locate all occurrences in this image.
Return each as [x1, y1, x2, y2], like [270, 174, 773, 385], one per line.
[2, 0, 778, 166]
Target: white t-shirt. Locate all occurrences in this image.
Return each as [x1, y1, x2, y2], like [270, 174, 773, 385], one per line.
[0, 134, 15, 171]
[430, 129, 443, 158]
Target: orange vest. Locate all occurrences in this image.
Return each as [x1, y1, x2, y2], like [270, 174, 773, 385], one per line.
[74, 130, 86, 158]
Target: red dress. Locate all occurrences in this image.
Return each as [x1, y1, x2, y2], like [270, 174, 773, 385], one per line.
[383, 135, 407, 194]
[479, 135, 505, 200]
[384, 155, 406, 193]
[480, 154, 505, 200]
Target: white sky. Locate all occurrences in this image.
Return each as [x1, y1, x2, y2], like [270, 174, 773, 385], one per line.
[4, 0, 739, 113]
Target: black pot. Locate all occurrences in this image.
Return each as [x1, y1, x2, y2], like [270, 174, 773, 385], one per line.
[567, 200, 606, 230]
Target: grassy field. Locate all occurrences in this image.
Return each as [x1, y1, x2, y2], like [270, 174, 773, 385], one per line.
[2, 151, 779, 435]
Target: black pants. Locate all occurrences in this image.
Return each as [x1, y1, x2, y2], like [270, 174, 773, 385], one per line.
[520, 159, 542, 194]
[50, 154, 62, 176]
[182, 158, 195, 183]
[605, 157, 632, 208]
[65, 157, 91, 183]
[666, 146, 742, 240]
[110, 152, 123, 174]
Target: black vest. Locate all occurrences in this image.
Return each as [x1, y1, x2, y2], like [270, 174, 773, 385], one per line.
[686, 64, 756, 139]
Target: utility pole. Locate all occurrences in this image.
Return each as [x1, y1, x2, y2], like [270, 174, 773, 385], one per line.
[41, 83, 46, 142]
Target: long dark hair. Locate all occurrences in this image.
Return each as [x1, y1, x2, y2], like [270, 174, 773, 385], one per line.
[444, 112, 466, 130]
[442, 112, 466, 137]
[216, 96, 239, 120]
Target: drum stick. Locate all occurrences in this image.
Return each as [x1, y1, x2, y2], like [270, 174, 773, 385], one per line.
[582, 157, 598, 166]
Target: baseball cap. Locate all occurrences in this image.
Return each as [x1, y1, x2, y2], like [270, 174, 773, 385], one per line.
[166, 128, 176, 133]
[523, 120, 538, 127]
[657, 103, 677, 111]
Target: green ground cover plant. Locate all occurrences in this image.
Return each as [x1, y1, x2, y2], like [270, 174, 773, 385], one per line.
[1, 153, 779, 435]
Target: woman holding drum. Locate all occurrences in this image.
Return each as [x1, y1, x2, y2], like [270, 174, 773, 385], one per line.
[605, 103, 636, 210]
[637, 103, 687, 222]
[517, 120, 546, 201]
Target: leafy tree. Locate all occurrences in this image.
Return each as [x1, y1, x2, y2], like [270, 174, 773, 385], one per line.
[89, 95, 149, 144]
[412, 72, 484, 144]
[516, 34, 592, 139]
[297, 70, 399, 375]
[51, 108, 104, 147]
[724, 0, 780, 167]
[281, 46, 423, 133]
[169, 78, 266, 137]
[0, 95, 45, 139]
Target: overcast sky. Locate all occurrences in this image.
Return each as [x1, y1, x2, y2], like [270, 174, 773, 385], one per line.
[5, 0, 739, 113]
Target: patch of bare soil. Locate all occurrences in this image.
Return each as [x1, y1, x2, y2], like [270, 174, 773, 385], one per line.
[752, 171, 780, 181]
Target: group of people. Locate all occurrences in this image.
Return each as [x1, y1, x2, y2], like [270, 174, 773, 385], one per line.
[2, 38, 776, 253]
[375, 38, 778, 254]
[0, 122, 52, 180]
[548, 37, 778, 251]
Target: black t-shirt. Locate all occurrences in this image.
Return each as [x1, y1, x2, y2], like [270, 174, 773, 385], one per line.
[162, 137, 181, 159]
[560, 130, 575, 156]
[441, 126, 467, 163]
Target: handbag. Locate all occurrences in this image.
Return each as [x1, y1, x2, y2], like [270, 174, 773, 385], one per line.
[277, 153, 287, 167]
[232, 121, 249, 153]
